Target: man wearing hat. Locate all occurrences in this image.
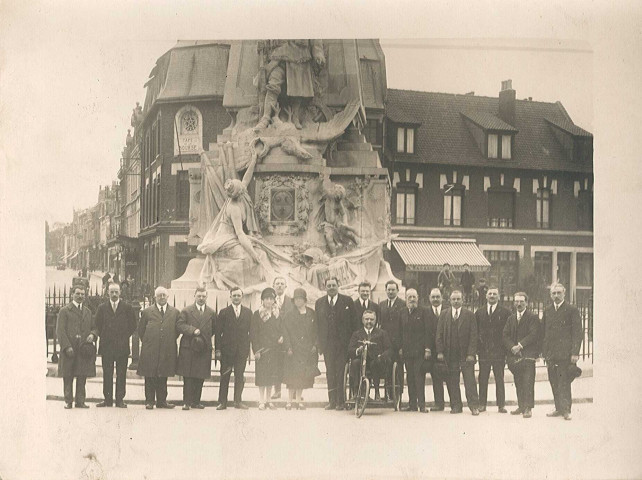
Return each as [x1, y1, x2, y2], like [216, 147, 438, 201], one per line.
[177, 287, 217, 410]
[502, 292, 539, 418]
[56, 285, 98, 409]
[94, 282, 137, 408]
[137, 286, 180, 409]
[542, 283, 583, 421]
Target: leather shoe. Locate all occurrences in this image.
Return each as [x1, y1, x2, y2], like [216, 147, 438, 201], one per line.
[498, 407, 508, 413]
[216, 403, 227, 410]
[145, 404, 154, 410]
[271, 391, 281, 400]
[96, 401, 112, 408]
[430, 406, 444, 412]
[157, 402, 175, 409]
[324, 403, 336, 411]
[234, 402, 249, 410]
[64, 403, 73, 409]
[402, 405, 417, 412]
[563, 412, 572, 421]
[182, 405, 190, 411]
[511, 407, 524, 415]
[419, 406, 428, 413]
[523, 408, 532, 418]
[471, 408, 480, 416]
[75, 403, 89, 409]
[450, 408, 463, 414]
[115, 401, 127, 409]
[335, 404, 345, 411]
[547, 410, 563, 417]
[478, 406, 487, 412]
[192, 404, 205, 409]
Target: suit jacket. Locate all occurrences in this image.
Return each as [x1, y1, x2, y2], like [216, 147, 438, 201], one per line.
[502, 310, 540, 359]
[315, 293, 356, 356]
[541, 302, 583, 362]
[353, 298, 380, 333]
[436, 307, 477, 362]
[94, 300, 137, 357]
[378, 297, 406, 354]
[215, 304, 252, 360]
[348, 327, 392, 361]
[56, 302, 98, 378]
[476, 304, 511, 361]
[176, 303, 217, 379]
[401, 306, 435, 359]
[136, 304, 180, 378]
[277, 294, 294, 319]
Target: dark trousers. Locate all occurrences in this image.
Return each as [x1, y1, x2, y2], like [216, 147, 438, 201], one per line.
[548, 362, 573, 413]
[478, 360, 506, 408]
[324, 345, 347, 406]
[63, 376, 87, 405]
[405, 357, 426, 408]
[430, 370, 445, 408]
[445, 363, 479, 411]
[219, 353, 247, 405]
[102, 353, 128, 403]
[514, 361, 536, 409]
[144, 377, 168, 405]
[183, 377, 205, 406]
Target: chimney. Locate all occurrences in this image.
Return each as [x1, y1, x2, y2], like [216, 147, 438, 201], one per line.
[498, 79, 516, 126]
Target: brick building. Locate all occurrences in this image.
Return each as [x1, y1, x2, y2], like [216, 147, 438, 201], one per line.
[384, 81, 593, 304]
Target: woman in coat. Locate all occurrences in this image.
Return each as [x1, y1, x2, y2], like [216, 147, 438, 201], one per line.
[250, 287, 284, 410]
[282, 288, 319, 410]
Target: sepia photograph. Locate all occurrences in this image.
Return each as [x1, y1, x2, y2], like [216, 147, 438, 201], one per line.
[1, 1, 641, 479]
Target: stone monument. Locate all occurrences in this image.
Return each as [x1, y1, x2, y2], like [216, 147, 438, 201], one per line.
[171, 39, 398, 306]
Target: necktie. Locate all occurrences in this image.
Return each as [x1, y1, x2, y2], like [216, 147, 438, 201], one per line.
[517, 313, 522, 323]
[434, 307, 438, 317]
[388, 300, 392, 309]
[489, 305, 493, 316]
[77, 303, 82, 311]
[160, 306, 164, 316]
[453, 310, 459, 322]
[112, 303, 117, 313]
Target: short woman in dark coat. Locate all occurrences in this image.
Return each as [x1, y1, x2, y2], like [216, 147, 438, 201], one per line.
[250, 287, 284, 410]
[282, 287, 319, 410]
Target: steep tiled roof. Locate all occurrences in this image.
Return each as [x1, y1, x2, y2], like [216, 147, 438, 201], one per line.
[545, 117, 593, 137]
[386, 89, 593, 173]
[461, 110, 518, 132]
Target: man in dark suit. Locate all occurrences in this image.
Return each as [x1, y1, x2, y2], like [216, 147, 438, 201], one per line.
[215, 287, 252, 410]
[378, 280, 405, 401]
[542, 283, 583, 421]
[177, 287, 217, 410]
[316, 277, 357, 410]
[503, 292, 540, 418]
[401, 288, 433, 412]
[427, 288, 446, 411]
[436, 290, 480, 415]
[272, 276, 292, 400]
[353, 281, 380, 333]
[476, 286, 511, 413]
[56, 285, 98, 409]
[348, 310, 392, 395]
[94, 282, 137, 408]
[137, 286, 180, 409]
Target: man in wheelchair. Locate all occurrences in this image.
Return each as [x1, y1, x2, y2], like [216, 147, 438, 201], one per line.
[348, 310, 392, 399]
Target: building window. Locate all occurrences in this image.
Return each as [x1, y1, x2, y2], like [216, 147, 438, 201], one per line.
[395, 185, 416, 225]
[484, 250, 519, 296]
[176, 170, 190, 220]
[396, 127, 415, 154]
[363, 119, 381, 148]
[488, 134, 512, 159]
[488, 189, 514, 228]
[537, 188, 550, 229]
[578, 190, 593, 230]
[443, 186, 463, 226]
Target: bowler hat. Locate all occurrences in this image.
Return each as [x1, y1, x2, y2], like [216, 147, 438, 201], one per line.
[568, 363, 582, 382]
[191, 335, 207, 354]
[293, 287, 307, 301]
[79, 341, 96, 359]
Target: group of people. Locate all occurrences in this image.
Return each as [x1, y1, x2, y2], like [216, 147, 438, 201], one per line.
[56, 276, 583, 420]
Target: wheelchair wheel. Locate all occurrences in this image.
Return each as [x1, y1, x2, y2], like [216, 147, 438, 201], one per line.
[355, 377, 369, 418]
[392, 362, 402, 411]
[343, 361, 351, 404]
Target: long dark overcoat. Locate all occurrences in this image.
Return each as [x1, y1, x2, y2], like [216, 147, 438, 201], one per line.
[541, 302, 583, 362]
[282, 307, 318, 389]
[56, 302, 98, 378]
[137, 304, 179, 378]
[250, 310, 284, 387]
[177, 304, 217, 379]
[315, 293, 356, 358]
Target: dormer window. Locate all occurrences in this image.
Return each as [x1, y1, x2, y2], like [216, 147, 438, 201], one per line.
[396, 126, 415, 154]
[488, 133, 512, 159]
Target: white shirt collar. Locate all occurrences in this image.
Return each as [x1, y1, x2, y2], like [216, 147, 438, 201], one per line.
[73, 301, 82, 309]
[328, 294, 337, 304]
[157, 303, 165, 312]
[233, 304, 241, 313]
[452, 307, 461, 318]
[433, 305, 441, 315]
[111, 299, 119, 309]
[488, 303, 496, 315]
[388, 297, 396, 307]
[197, 303, 205, 312]
[364, 327, 372, 335]
[555, 300, 564, 310]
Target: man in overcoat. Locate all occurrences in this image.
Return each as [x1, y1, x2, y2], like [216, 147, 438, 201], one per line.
[427, 288, 446, 411]
[542, 283, 583, 420]
[137, 286, 179, 409]
[272, 276, 292, 400]
[436, 290, 480, 415]
[215, 286, 252, 410]
[502, 292, 540, 418]
[57, 285, 98, 408]
[177, 286, 217, 410]
[315, 276, 357, 410]
[348, 310, 392, 396]
[476, 286, 511, 413]
[401, 288, 434, 412]
[378, 280, 405, 401]
[94, 282, 137, 408]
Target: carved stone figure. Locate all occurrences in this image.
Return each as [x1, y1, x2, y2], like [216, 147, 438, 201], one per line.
[254, 40, 326, 131]
[131, 102, 143, 129]
[315, 174, 360, 256]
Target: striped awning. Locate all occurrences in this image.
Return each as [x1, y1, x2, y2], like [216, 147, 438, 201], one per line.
[392, 238, 491, 272]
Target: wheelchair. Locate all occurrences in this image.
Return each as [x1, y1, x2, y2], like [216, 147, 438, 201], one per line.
[343, 340, 403, 418]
